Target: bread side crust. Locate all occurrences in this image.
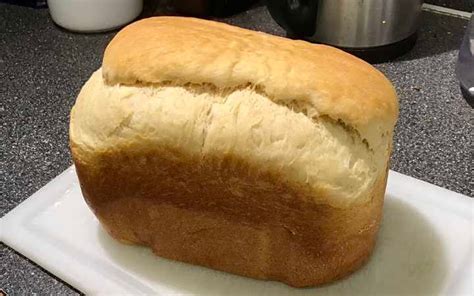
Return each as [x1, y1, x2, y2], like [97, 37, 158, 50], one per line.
[72, 146, 387, 287]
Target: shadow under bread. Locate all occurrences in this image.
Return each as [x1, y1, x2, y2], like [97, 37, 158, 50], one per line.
[97, 196, 447, 295]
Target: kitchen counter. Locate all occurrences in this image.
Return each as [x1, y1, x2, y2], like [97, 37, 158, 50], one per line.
[426, 0, 472, 11]
[0, 3, 472, 295]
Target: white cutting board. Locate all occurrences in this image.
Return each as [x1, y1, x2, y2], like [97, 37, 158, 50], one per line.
[1, 166, 473, 295]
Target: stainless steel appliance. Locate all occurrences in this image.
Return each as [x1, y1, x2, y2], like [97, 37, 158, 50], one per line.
[266, 0, 424, 62]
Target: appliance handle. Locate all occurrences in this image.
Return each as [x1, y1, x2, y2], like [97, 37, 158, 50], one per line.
[265, 0, 319, 37]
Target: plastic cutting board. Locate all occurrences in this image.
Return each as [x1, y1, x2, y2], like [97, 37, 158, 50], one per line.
[1, 166, 473, 295]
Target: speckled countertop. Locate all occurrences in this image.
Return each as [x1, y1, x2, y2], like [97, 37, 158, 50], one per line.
[1, 3, 472, 295]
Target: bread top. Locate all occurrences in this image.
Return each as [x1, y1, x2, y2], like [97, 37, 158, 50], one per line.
[102, 17, 398, 149]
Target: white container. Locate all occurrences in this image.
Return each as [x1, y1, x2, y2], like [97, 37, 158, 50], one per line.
[47, 0, 143, 32]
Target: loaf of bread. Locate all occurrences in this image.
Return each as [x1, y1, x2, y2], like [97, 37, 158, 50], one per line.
[70, 17, 398, 287]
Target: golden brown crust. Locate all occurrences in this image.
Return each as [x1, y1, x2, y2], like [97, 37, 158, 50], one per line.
[102, 17, 398, 148]
[72, 147, 387, 287]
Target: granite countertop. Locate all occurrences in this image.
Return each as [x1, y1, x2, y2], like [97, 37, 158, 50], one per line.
[426, 0, 473, 11]
[1, 3, 472, 295]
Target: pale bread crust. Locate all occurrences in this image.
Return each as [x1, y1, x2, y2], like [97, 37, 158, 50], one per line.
[70, 17, 398, 287]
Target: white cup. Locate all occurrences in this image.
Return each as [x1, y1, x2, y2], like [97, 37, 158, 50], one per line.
[47, 0, 143, 32]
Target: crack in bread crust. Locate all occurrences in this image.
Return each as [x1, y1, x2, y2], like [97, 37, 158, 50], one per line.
[107, 80, 377, 153]
[71, 70, 386, 206]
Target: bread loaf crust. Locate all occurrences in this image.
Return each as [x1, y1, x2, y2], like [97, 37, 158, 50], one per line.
[70, 17, 398, 287]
